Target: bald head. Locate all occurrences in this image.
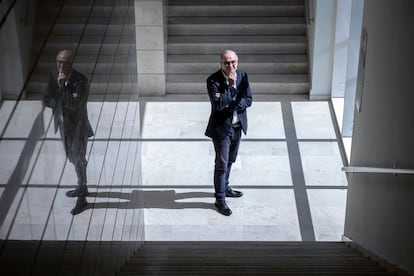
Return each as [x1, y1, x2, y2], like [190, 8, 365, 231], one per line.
[220, 49, 238, 77]
[56, 50, 74, 75]
[220, 49, 238, 61]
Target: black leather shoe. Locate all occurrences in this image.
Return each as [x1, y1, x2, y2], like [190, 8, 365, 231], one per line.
[226, 188, 243, 198]
[215, 200, 232, 216]
[70, 197, 88, 215]
[66, 186, 89, 197]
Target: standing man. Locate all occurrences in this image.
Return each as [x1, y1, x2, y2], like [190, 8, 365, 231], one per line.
[44, 49, 94, 214]
[205, 49, 253, 216]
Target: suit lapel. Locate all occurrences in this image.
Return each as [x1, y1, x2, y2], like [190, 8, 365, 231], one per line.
[236, 70, 242, 88]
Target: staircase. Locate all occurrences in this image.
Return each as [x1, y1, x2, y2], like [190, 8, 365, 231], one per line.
[117, 242, 396, 275]
[166, 0, 309, 95]
[26, 0, 137, 101]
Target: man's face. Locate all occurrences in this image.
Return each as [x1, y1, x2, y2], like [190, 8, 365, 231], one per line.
[221, 52, 238, 77]
[56, 52, 73, 75]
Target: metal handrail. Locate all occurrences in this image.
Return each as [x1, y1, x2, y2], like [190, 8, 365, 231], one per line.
[342, 166, 414, 175]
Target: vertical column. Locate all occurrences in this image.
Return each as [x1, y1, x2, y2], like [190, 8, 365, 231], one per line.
[331, 0, 352, 99]
[134, 0, 166, 97]
[309, 0, 336, 100]
[0, 2, 35, 99]
[342, 0, 364, 137]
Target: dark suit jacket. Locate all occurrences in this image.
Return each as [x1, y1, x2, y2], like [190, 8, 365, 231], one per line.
[205, 69, 253, 140]
[43, 69, 94, 139]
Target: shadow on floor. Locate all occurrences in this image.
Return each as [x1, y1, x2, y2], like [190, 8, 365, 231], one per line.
[70, 190, 216, 215]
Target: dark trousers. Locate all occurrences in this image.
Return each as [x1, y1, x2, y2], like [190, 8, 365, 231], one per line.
[212, 126, 242, 201]
[62, 126, 89, 188]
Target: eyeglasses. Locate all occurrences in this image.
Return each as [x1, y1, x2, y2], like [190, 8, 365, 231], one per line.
[56, 60, 71, 66]
[222, 60, 238, 66]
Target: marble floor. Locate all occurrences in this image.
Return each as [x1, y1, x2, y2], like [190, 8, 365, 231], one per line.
[0, 96, 349, 243]
[141, 97, 348, 241]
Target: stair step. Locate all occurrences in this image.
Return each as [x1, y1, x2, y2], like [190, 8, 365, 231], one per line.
[42, 35, 134, 44]
[165, 0, 308, 96]
[35, 16, 135, 27]
[50, 16, 134, 25]
[169, 0, 305, 5]
[167, 63, 307, 74]
[169, 16, 305, 24]
[168, 43, 306, 55]
[167, 73, 308, 83]
[117, 242, 394, 276]
[44, 6, 132, 17]
[168, 54, 307, 63]
[169, 6, 305, 17]
[125, 265, 382, 270]
[31, 63, 136, 76]
[25, 0, 136, 101]
[35, 24, 135, 36]
[122, 265, 386, 271]
[168, 16, 306, 36]
[119, 272, 391, 276]
[169, 24, 305, 36]
[168, 35, 306, 43]
[37, 43, 133, 55]
[36, 53, 134, 63]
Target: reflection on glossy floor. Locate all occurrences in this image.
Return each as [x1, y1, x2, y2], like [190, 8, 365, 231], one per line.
[0, 97, 348, 243]
[0, 100, 143, 242]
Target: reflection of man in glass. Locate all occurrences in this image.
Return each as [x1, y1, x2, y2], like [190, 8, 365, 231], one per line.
[43, 50, 94, 214]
